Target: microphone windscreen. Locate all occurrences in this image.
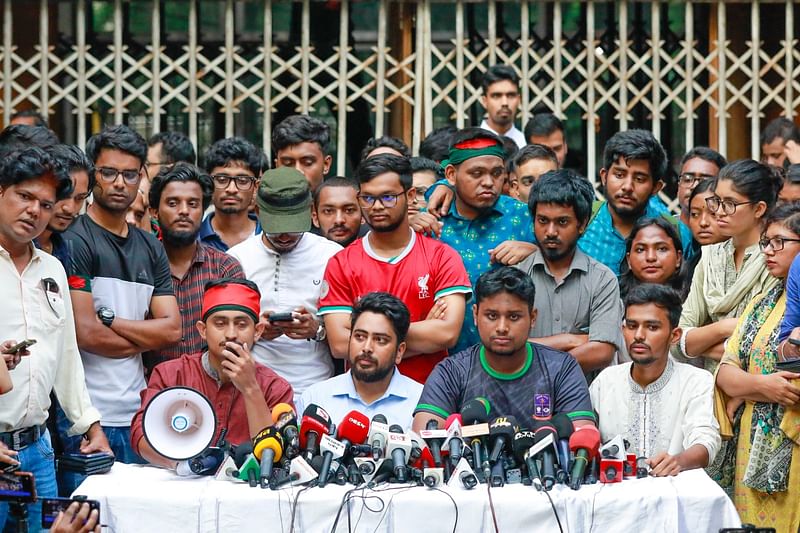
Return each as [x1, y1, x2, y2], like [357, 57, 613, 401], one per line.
[372, 414, 388, 424]
[272, 403, 296, 421]
[568, 426, 600, 455]
[512, 431, 535, 462]
[460, 398, 491, 425]
[233, 442, 254, 468]
[489, 416, 517, 438]
[388, 424, 404, 434]
[337, 411, 370, 444]
[302, 404, 332, 428]
[551, 414, 574, 440]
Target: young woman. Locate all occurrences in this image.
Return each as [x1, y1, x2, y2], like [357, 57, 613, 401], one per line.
[618, 217, 688, 299]
[685, 179, 726, 280]
[675, 160, 783, 372]
[715, 202, 800, 530]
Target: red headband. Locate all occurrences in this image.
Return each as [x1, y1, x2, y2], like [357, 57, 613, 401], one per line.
[453, 137, 501, 150]
[201, 283, 261, 323]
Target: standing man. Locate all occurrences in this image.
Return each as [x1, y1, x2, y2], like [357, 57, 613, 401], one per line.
[0, 147, 111, 528]
[479, 65, 525, 148]
[578, 129, 694, 276]
[228, 167, 341, 397]
[524, 113, 569, 168]
[272, 115, 332, 192]
[311, 176, 366, 248]
[146, 131, 196, 179]
[760, 117, 798, 168]
[64, 125, 181, 463]
[320, 154, 472, 383]
[508, 144, 558, 203]
[516, 170, 623, 378]
[675, 147, 726, 226]
[145, 163, 245, 372]
[198, 137, 265, 252]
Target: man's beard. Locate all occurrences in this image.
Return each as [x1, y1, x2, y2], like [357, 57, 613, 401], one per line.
[351, 355, 395, 383]
[218, 205, 245, 215]
[162, 225, 200, 247]
[369, 215, 404, 234]
[539, 239, 577, 262]
[609, 199, 647, 221]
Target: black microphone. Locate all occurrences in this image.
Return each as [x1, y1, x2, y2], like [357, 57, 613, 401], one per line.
[512, 430, 541, 490]
[488, 416, 518, 464]
[425, 419, 445, 467]
[387, 425, 411, 482]
[460, 398, 491, 477]
[532, 421, 558, 490]
[551, 414, 573, 478]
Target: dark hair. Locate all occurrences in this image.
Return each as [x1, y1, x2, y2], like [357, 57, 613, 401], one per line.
[272, 115, 331, 156]
[10, 109, 47, 127]
[474, 266, 536, 310]
[500, 136, 519, 162]
[688, 178, 717, 206]
[409, 156, 441, 176]
[0, 124, 59, 158]
[419, 126, 457, 163]
[715, 159, 782, 215]
[313, 176, 359, 207]
[48, 144, 96, 191]
[481, 64, 520, 94]
[203, 137, 265, 177]
[85, 125, 147, 167]
[148, 131, 196, 166]
[149, 162, 214, 212]
[524, 113, 565, 141]
[679, 146, 727, 172]
[350, 292, 411, 343]
[528, 169, 595, 225]
[763, 200, 800, 238]
[624, 283, 682, 329]
[786, 164, 800, 185]
[448, 127, 503, 163]
[0, 147, 72, 201]
[618, 217, 688, 300]
[512, 144, 558, 175]
[359, 136, 411, 162]
[760, 117, 799, 146]
[602, 129, 668, 181]
[354, 154, 412, 190]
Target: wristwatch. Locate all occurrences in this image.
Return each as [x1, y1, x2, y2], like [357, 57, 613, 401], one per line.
[313, 322, 327, 342]
[97, 306, 115, 327]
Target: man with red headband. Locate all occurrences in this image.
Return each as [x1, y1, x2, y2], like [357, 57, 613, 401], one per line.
[130, 278, 293, 469]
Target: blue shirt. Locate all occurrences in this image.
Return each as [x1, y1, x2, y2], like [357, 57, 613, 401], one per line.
[437, 194, 535, 353]
[779, 253, 800, 341]
[578, 200, 694, 277]
[296, 369, 423, 430]
[198, 212, 261, 252]
[34, 232, 71, 271]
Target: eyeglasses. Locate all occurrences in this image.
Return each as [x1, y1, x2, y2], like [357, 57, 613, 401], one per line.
[414, 186, 429, 197]
[705, 196, 756, 215]
[96, 167, 141, 185]
[759, 236, 800, 251]
[678, 173, 715, 187]
[211, 174, 257, 190]
[357, 192, 405, 208]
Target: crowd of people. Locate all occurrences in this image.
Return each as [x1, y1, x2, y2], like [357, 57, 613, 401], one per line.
[2, 63, 800, 531]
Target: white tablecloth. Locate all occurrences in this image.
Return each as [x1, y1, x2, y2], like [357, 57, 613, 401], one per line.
[75, 463, 741, 533]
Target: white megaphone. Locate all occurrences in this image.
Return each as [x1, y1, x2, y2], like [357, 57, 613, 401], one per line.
[142, 386, 217, 461]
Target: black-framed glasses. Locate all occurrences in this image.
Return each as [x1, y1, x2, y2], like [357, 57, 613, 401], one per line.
[678, 173, 715, 187]
[705, 196, 756, 215]
[357, 192, 405, 208]
[96, 167, 140, 185]
[211, 174, 256, 190]
[759, 236, 800, 252]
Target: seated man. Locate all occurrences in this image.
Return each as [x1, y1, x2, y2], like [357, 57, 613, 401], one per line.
[298, 292, 422, 429]
[589, 284, 720, 477]
[130, 278, 294, 469]
[411, 267, 595, 431]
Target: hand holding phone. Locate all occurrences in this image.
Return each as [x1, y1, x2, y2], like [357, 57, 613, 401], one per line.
[268, 312, 295, 323]
[2, 339, 36, 355]
[42, 497, 101, 531]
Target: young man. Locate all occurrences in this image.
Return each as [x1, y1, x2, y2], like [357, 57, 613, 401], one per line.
[675, 147, 726, 226]
[590, 284, 720, 476]
[508, 144, 558, 203]
[412, 267, 594, 431]
[146, 163, 245, 372]
[146, 131, 196, 179]
[298, 292, 422, 428]
[479, 65, 525, 148]
[130, 278, 293, 469]
[0, 147, 110, 528]
[272, 115, 332, 192]
[516, 170, 622, 378]
[577, 129, 694, 276]
[359, 136, 411, 161]
[319, 154, 472, 383]
[198, 137, 264, 252]
[228, 167, 341, 396]
[760, 117, 798, 168]
[524, 113, 568, 168]
[408, 157, 440, 216]
[64, 125, 181, 463]
[311, 176, 366, 248]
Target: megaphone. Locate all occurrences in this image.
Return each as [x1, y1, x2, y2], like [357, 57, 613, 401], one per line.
[142, 386, 217, 461]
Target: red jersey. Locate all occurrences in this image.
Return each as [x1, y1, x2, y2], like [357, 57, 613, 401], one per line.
[319, 230, 471, 383]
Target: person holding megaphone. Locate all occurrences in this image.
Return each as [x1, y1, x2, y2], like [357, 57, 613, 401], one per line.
[130, 278, 294, 470]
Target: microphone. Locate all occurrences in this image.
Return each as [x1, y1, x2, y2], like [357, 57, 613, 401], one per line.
[488, 416, 518, 464]
[253, 426, 284, 488]
[460, 397, 491, 425]
[272, 403, 301, 459]
[299, 404, 333, 462]
[317, 434, 347, 488]
[442, 414, 464, 468]
[568, 425, 600, 490]
[423, 419, 445, 467]
[512, 430, 541, 490]
[386, 424, 412, 482]
[532, 421, 558, 490]
[368, 414, 389, 460]
[336, 410, 370, 454]
[551, 414, 573, 476]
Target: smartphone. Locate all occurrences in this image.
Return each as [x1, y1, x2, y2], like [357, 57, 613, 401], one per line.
[41, 496, 100, 529]
[2, 339, 36, 354]
[268, 312, 295, 322]
[0, 471, 36, 503]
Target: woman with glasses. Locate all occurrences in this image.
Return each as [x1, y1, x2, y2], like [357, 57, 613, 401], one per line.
[618, 217, 688, 300]
[714, 202, 800, 531]
[675, 160, 783, 373]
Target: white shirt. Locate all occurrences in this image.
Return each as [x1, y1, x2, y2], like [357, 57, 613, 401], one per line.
[589, 359, 720, 462]
[0, 244, 101, 435]
[480, 119, 526, 148]
[228, 233, 341, 395]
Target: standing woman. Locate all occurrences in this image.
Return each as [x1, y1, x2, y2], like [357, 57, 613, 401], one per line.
[715, 202, 800, 531]
[675, 160, 783, 372]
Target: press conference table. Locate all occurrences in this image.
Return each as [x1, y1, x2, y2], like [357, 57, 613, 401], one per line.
[75, 463, 741, 533]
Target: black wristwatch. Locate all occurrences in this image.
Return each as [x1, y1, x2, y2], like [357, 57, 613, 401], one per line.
[97, 306, 115, 327]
